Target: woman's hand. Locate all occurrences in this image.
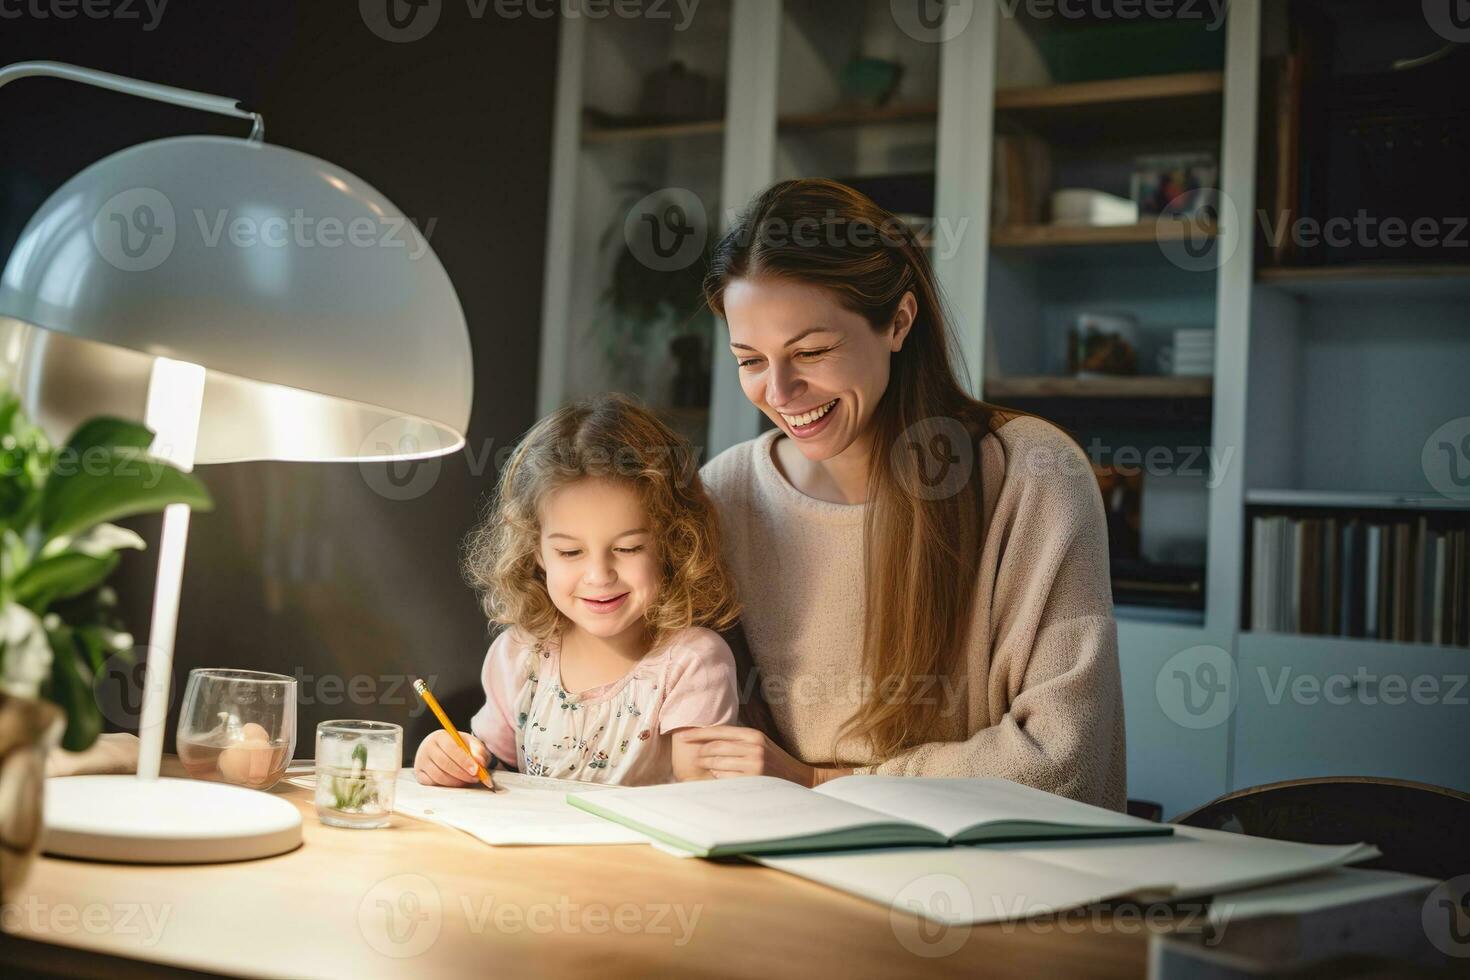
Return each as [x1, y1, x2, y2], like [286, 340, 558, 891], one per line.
[673, 725, 849, 787]
[413, 730, 490, 787]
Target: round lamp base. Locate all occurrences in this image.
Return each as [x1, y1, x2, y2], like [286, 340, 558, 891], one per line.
[43, 775, 302, 864]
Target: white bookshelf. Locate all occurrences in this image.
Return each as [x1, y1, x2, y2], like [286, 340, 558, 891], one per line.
[539, 0, 1468, 817]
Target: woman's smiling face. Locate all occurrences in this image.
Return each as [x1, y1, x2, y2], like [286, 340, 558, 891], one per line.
[723, 276, 911, 461]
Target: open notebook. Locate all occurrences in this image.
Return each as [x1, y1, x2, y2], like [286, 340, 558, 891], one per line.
[566, 774, 1171, 857]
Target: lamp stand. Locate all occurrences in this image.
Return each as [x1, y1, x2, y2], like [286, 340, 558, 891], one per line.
[43, 359, 303, 863]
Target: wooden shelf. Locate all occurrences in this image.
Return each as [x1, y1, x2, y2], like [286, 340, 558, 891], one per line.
[994, 71, 1224, 145]
[995, 71, 1224, 111]
[986, 375, 1213, 399]
[582, 118, 725, 144]
[1239, 630, 1469, 655]
[582, 102, 939, 144]
[1256, 264, 1470, 297]
[778, 102, 938, 133]
[992, 220, 1215, 248]
[1245, 489, 1470, 512]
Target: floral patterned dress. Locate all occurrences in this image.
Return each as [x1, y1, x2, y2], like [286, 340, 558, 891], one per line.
[470, 626, 739, 786]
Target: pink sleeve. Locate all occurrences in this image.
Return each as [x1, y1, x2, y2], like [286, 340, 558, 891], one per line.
[658, 629, 740, 734]
[468, 629, 529, 766]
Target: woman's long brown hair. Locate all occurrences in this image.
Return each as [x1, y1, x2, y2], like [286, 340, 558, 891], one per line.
[704, 179, 1014, 762]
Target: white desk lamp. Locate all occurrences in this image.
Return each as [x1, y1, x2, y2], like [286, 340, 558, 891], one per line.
[0, 62, 473, 862]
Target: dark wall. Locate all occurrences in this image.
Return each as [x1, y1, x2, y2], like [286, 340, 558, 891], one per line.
[0, 4, 559, 752]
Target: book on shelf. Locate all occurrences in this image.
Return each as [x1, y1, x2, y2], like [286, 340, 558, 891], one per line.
[566, 775, 1170, 858]
[1247, 508, 1470, 647]
[992, 127, 1052, 227]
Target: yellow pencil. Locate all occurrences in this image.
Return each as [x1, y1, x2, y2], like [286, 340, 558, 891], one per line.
[412, 678, 497, 791]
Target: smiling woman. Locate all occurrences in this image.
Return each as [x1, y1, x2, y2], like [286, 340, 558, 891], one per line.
[689, 179, 1127, 810]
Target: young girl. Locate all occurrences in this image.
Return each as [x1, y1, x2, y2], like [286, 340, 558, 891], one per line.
[413, 394, 742, 786]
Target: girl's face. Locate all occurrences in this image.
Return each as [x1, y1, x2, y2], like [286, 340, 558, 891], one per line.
[537, 477, 661, 644]
[723, 276, 913, 462]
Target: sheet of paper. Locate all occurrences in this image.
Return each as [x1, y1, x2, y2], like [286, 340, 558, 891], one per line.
[754, 830, 1386, 925]
[391, 770, 652, 846]
[1205, 867, 1435, 927]
[815, 775, 1161, 840]
[989, 824, 1380, 900]
[755, 846, 1166, 925]
[288, 768, 650, 845]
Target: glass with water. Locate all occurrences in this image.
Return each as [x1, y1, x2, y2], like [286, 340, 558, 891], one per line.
[314, 720, 402, 828]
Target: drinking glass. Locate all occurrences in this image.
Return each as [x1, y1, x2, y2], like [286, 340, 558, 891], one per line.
[314, 720, 402, 829]
[176, 668, 297, 790]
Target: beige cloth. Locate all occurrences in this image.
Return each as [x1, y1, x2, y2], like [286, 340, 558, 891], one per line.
[45, 732, 140, 778]
[701, 416, 1127, 811]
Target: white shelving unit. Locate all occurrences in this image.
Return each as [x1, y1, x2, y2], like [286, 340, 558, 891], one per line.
[539, 0, 1469, 819]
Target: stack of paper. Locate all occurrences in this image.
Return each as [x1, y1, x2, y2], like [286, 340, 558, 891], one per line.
[1168, 327, 1215, 376]
[1051, 188, 1140, 227]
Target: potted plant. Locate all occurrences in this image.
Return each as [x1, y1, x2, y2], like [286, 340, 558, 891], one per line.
[0, 390, 211, 903]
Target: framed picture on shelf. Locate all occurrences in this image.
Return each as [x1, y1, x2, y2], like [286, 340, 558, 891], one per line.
[1131, 152, 1218, 218]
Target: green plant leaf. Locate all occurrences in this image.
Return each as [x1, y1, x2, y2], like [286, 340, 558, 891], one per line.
[1, 528, 28, 595]
[40, 522, 147, 561]
[12, 552, 119, 611]
[40, 452, 213, 543]
[62, 417, 155, 454]
[46, 627, 101, 752]
[74, 624, 130, 674]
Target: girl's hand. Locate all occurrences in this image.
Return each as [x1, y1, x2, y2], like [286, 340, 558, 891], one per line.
[673, 725, 827, 787]
[414, 730, 491, 787]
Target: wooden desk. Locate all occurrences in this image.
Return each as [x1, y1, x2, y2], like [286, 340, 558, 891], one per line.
[3, 768, 1151, 979]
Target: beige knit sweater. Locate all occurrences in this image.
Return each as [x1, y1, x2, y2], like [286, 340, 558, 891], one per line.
[700, 415, 1127, 811]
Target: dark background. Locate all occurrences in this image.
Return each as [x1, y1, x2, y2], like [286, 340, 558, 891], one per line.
[0, 3, 559, 752]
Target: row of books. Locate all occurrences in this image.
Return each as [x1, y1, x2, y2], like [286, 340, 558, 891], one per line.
[1248, 513, 1470, 647]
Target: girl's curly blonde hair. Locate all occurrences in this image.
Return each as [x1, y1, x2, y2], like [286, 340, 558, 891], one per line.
[463, 393, 740, 649]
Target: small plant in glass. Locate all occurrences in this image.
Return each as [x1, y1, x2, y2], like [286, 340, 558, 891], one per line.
[314, 720, 401, 829]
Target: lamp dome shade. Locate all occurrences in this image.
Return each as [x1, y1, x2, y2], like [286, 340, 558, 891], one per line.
[0, 135, 472, 463]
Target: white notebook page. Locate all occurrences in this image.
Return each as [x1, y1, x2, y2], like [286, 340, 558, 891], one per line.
[581, 775, 924, 850]
[815, 775, 1155, 840]
[391, 770, 650, 846]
